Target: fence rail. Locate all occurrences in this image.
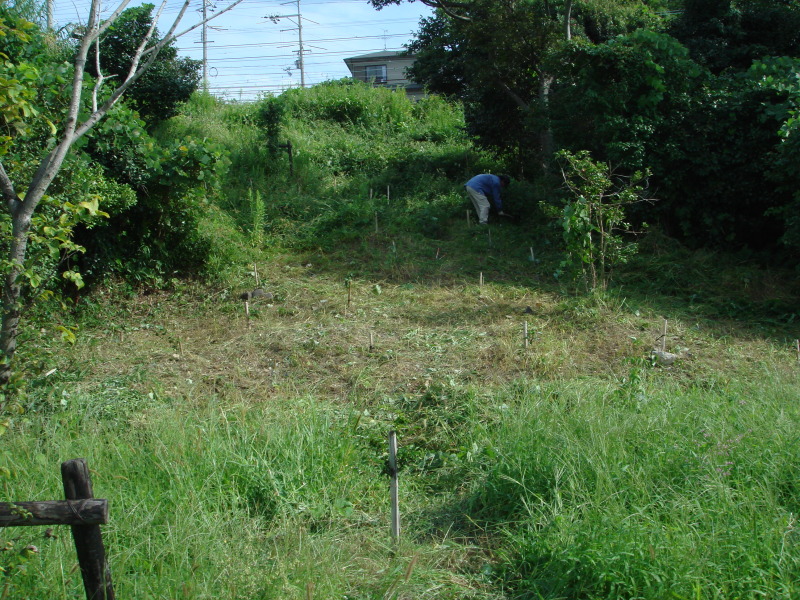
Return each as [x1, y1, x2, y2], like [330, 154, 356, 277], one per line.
[0, 458, 115, 600]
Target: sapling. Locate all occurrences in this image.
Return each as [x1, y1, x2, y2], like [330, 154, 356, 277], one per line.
[545, 150, 654, 291]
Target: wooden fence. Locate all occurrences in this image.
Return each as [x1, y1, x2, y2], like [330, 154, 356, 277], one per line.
[0, 458, 114, 600]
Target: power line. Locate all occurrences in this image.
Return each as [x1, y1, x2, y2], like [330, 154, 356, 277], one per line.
[177, 32, 411, 52]
[51, 0, 431, 98]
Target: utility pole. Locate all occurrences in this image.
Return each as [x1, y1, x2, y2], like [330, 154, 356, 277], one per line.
[46, 0, 53, 31]
[202, 0, 209, 92]
[296, 0, 305, 88]
[267, 0, 310, 88]
[198, 0, 224, 94]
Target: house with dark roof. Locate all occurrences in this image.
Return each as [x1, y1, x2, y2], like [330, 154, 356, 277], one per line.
[343, 51, 425, 100]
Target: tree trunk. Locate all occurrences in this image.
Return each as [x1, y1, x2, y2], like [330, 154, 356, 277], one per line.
[538, 73, 555, 172]
[564, 0, 573, 41]
[0, 214, 31, 384]
[0, 0, 243, 385]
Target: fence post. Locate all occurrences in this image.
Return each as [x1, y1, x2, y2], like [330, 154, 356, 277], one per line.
[61, 459, 115, 600]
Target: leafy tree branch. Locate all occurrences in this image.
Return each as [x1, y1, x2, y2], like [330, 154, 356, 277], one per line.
[0, 0, 243, 384]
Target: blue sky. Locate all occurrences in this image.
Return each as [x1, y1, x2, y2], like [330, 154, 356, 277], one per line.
[52, 0, 434, 100]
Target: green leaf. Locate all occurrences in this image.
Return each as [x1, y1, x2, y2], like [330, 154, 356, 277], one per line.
[62, 270, 85, 290]
[56, 326, 77, 345]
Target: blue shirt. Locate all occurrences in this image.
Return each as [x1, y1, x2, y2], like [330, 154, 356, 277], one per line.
[465, 174, 503, 211]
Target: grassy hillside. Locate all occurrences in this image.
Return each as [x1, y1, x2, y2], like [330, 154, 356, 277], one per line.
[2, 85, 800, 599]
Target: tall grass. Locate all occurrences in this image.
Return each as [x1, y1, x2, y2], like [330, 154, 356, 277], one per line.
[475, 376, 800, 599]
[163, 82, 498, 255]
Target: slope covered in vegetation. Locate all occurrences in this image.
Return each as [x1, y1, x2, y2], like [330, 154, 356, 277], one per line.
[2, 80, 800, 599]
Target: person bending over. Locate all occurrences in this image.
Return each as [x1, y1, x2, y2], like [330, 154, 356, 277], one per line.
[464, 173, 511, 225]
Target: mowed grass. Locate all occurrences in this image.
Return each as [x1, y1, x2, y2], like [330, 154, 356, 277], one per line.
[3, 217, 800, 599]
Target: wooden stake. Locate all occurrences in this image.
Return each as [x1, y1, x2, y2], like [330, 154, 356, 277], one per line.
[435, 247, 440, 260]
[524, 321, 529, 348]
[61, 459, 115, 600]
[661, 319, 668, 352]
[529, 247, 535, 262]
[388, 431, 400, 546]
[369, 331, 374, 351]
[479, 272, 484, 287]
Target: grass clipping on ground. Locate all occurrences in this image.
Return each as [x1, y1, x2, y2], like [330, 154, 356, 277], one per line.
[10, 244, 800, 600]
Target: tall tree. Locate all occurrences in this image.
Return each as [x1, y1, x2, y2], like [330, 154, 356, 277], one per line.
[386, 0, 668, 170]
[0, 0, 242, 384]
[88, 4, 201, 125]
[670, 0, 800, 73]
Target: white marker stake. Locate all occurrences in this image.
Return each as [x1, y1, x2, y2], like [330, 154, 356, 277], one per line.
[388, 431, 400, 545]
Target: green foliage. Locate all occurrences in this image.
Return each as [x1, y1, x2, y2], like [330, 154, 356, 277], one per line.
[545, 150, 648, 290]
[0, 533, 43, 599]
[60, 101, 233, 286]
[0, 8, 61, 155]
[88, 3, 201, 126]
[248, 187, 265, 248]
[170, 82, 478, 252]
[0, 11, 139, 298]
[748, 56, 800, 249]
[400, 0, 800, 258]
[670, 0, 800, 74]
[76, 135, 229, 284]
[279, 78, 414, 129]
[553, 29, 703, 170]
[407, 0, 674, 165]
[253, 95, 284, 156]
[476, 379, 800, 600]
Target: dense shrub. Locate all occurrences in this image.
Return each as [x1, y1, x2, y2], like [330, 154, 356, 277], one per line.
[279, 79, 414, 129]
[552, 30, 797, 255]
[75, 133, 229, 284]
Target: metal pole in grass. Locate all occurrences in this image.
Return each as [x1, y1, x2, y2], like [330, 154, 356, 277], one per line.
[661, 319, 668, 352]
[388, 430, 400, 546]
[524, 321, 529, 348]
[369, 331, 375, 352]
[245, 300, 251, 328]
[479, 272, 484, 287]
